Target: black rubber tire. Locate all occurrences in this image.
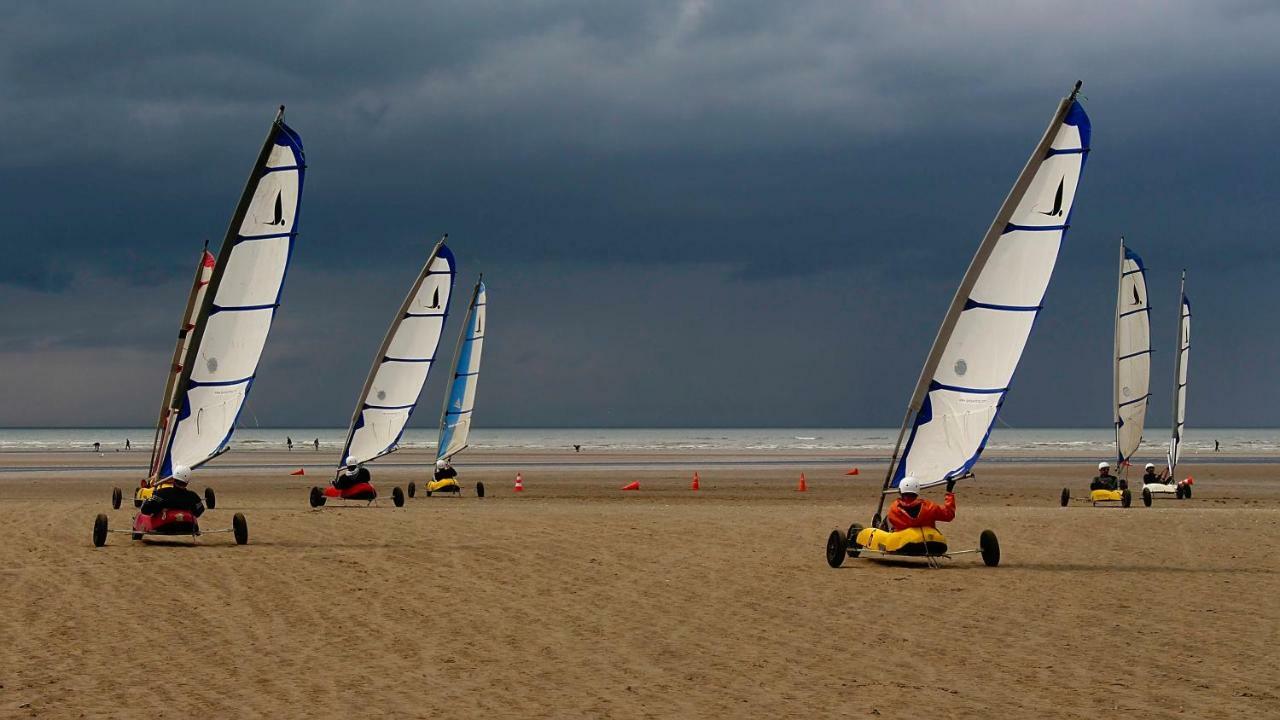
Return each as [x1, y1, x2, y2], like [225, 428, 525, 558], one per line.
[233, 513, 248, 545]
[133, 497, 142, 508]
[111, 487, 122, 510]
[1175, 485, 1185, 500]
[392, 487, 405, 507]
[93, 514, 108, 547]
[825, 529, 848, 568]
[1184, 484, 1192, 499]
[475, 481, 485, 498]
[309, 486, 324, 508]
[426, 489, 433, 497]
[1121, 489, 1132, 508]
[132, 531, 142, 541]
[1142, 487, 1153, 507]
[407, 482, 416, 498]
[980, 529, 1001, 567]
[1060, 487, 1070, 507]
[204, 487, 216, 510]
[846, 523, 864, 558]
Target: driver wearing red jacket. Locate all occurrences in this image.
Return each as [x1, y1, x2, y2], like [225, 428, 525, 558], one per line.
[887, 475, 956, 531]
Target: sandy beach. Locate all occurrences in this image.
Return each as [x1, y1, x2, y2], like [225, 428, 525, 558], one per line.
[1, 450, 1277, 719]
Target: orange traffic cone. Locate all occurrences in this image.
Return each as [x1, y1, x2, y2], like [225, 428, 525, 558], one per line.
[797, 473, 808, 492]
[1185, 476, 1194, 485]
[621, 480, 640, 491]
[691, 472, 700, 491]
[514, 472, 524, 492]
[290, 468, 305, 476]
[844, 467, 860, 476]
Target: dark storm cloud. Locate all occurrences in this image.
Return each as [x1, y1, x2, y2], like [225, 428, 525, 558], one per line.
[2, 1, 1279, 428]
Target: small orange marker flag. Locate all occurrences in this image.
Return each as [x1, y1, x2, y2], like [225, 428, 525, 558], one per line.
[691, 472, 700, 491]
[514, 472, 524, 492]
[290, 468, 305, 476]
[621, 480, 640, 491]
[797, 473, 808, 492]
[844, 467, 860, 476]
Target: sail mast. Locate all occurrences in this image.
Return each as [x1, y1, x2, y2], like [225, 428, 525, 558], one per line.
[1168, 270, 1188, 476]
[1113, 236, 1125, 466]
[873, 81, 1084, 523]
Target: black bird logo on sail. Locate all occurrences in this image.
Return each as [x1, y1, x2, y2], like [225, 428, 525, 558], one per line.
[268, 191, 285, 226]
[1039, 177, 1065, 217]
[429, 287, 440, 309]
[1131, 285, 1141, 306]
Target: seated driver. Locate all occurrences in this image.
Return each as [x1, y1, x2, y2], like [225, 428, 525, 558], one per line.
[1090, 461, 1119, 491]
[1141, 462, 1170, 485]
[886, 476, 957, 531]
[333, 456, 371, 490]
[434, 459, 458, 482]
[140, 465, 205, 517]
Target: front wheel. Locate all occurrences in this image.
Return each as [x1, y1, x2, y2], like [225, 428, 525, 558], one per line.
[407, 482, 416, 498]
[980, 529, 1001, 567]
[309, 486, 325, 508]
[392, 487, 405, 507]
[825, 529, 848, 568]
[111, 487, 122, 510]
[93, 514, 108, 547]
[846, 523, 864, 558]
[204, 487, 216, 510]
[233, 513, 248, 545]
[1121, 489, 1132, 508]
[475, 481, 485, 498]
[1142, 487, 1153, 507]
[1059, 487, 1070, 507]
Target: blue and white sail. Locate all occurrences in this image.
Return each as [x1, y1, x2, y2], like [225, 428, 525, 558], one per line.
[1167, 273, 1191, 474]
[1114, 240, 1151, 465]
[437, 278, 486, 461]
[885, 83, 1091, 492]
[339, 239, 456, 468]
[158, 108, 305, 479]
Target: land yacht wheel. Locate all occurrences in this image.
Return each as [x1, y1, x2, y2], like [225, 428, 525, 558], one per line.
[93, 514, 108, 547]
[392, 487, 405, 507]
[1142, 487, 1153, 507]
[475, 481, 485, 498]
[111, 487, 122, 510]
[407, 482, 416, 498]
[1121, 489, 1132, 508]
[309, 486, 325, 508]
[233, 513, 248, 545]
[204, 487, 216, 510]
[1183, 484, 1192, 499]
[980, 530, 1000, 567]
[1059, 488, 1070, 507]
[846, 523, 864, 558]
[825, 529, 848, 568]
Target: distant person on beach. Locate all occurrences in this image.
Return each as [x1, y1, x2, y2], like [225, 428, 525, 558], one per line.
[1090, 461, 1119, 491]
[93, 441, 101, 454]
[573, 444, 581, 453]
[885, 476, 956, 531]
[332, 456, 370, 491]
[1215, 439, 1220, 452]
[287, 436, 293, 451]
[125, 438, 131, 451]
[434, 459, 458, 483]
[1142, 462, 1170, 485]
[140, 466, 205, 518]
[313, 438, 320, 451]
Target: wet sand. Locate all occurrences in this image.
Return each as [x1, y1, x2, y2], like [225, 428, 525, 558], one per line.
[1, 451, 1277, 718]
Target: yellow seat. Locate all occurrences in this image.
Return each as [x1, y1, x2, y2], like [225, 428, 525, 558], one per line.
[426, 478, 460, 493]
[855, 526, 949, 555]
[1090, 489, 1123, 503]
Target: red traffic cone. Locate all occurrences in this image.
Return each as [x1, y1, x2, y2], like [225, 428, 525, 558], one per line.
[797, 473, 808, 492]
[514, 472, 524, 492]
[1185, 476, 1194, 485]
[621, 480, 640, 491]
[290, 468, 305, 476]
[844, 467, 860, 476]
[691, 472, 700, 491]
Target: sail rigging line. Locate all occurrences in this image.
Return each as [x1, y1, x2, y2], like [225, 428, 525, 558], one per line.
[872, 81, 1090, 525]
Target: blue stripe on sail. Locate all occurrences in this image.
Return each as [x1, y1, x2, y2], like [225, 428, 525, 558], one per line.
[235, 232, 292, 243]
[963, 299, 1041, 312]
[1123, 245, 1145, 268]
[1004, 223, 1068, 233]
[928, 380, 1009, 395]
[1045, 147, 1086, 157]
[1118, 307, 1148, 318]
[1064, 99, 1091, 149]
[1117, 349, 1151, 361]
[262, 165, 300, 174]
[1118, 393, 1151, 408]
[211, 303, 278, 314]
[188, 376, 253, 388]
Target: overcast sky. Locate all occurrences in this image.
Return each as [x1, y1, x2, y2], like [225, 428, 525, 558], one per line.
[2, 1, 1278, 429]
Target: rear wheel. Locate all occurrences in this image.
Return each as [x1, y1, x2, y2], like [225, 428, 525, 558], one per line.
[111, 487, 122, 510]
[1184, 484, 1192, 499]
[1059, 487, 1070, 507]
[846, 523, 864, 558]
[204, 487, 216, 510]
[1175, 485, 1185, 500]
[475, 481, 485, 498]
[309, 486, 324, 508]
[392, 487, 405, 507]
[1121, 489, 1132, 508]
[980, 529, 1000, 567]
[825, 529, 848, 568]
[233, 513, 248, 545]
[93, 514, 108, 547]
[1142, 487, 1153, 507]
[407, 482, 416, 498]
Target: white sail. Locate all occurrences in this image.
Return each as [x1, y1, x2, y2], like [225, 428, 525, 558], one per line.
[885, 83, 1091, 494]
[437, 279, 486, 461]
[1114, 241, 1151, 465]
[159, 109, 305, 478]
[1168, 274, 1190, 473]
[340, 240, 456, 467]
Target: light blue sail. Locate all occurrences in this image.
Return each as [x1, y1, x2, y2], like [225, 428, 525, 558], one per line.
[437, 278, 487, 461]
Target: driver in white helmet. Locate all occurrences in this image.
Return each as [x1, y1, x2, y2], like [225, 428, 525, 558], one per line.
[1090, 461, 1119, 491]
[433, 458, 458, 483]
[1141, 462, 1170, 485]
[139, 465, 206, 517]
[332, 456, 371, 490]
[885, 475, 957, 531]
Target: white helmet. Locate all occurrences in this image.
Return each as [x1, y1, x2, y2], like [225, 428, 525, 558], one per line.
[898, 476, 922, 496]
[1144, 463, 1155, 470]
[436, 459, 448, 470]
[1097, 461, 1111, 471]
[344, 456, 359, 473]
[172, 465, 192, 485]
